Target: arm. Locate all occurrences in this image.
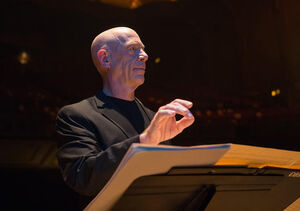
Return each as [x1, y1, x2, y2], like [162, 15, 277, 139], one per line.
[56, 106, 140, 196]
[56, 99, 194, 196]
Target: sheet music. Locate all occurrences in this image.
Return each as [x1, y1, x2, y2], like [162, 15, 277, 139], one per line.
[84, 143, 231, 211]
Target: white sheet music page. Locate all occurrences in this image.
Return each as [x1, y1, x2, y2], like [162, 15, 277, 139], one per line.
[84, 143, 231, 211]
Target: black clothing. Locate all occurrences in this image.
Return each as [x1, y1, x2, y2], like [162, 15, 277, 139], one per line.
[103, 95, 149, 134]
[56, 91, 155, 196]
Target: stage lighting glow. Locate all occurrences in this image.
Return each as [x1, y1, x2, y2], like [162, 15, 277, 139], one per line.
[217, 109, 224, 116]
[155, 57, 161, 64]
[130, 0, 141, 9]
[276, 89, 280, 95]
[256, 112, 262, 118]
[234, 113, 242, 119]
[18, 51, 30, 64]
[271, 90, 276, 96]
[205, 110, 212, 116]
[99, 0, 177, 9]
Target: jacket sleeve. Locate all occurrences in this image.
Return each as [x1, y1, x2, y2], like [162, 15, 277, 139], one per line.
[56, 106, 140, 197]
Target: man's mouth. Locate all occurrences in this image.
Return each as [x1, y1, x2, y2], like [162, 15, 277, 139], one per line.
[133, 67, 145, 71]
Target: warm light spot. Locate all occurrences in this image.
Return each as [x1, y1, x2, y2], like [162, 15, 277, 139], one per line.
[276, 89, 280, 95]
[154, 57, 161, 64]
[195, 110, 202, 117]
[205, 110, 212, 116]
[227, 108, 234, 113]
[217, 109, 224, 116]
[256, 112, 262, 118]
[130, 0, 141, 9]
[18, 51, 30, 64]
[271, 90, 276, 96]
[234, 113, 242, 119]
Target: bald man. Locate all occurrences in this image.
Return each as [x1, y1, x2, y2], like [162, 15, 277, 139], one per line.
[56, 27, 194, 197]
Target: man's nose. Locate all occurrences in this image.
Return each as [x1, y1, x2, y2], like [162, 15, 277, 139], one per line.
[138, 49, 148, 62]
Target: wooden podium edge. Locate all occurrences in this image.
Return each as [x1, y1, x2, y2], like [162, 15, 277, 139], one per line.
[216, 144, 300, 170]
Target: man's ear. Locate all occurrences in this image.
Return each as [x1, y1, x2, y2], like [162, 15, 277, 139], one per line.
[97, 49, 111, 68]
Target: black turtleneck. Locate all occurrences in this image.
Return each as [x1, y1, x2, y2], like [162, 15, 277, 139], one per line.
[104, 94, 149, 134]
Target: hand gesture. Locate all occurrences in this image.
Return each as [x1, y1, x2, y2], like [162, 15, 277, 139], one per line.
[140, 99, 194, 145]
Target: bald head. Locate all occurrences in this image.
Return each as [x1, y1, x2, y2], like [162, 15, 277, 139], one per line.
[90, 27, 148, 99]
[91, 27, 139, 73]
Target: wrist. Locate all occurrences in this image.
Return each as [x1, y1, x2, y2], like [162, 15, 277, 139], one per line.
[139, 132, 149, 144]
[140, 131, 157, 145]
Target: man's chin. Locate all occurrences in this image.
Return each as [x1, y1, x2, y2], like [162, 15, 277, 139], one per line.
[133, 76, 145, 87]
[137, 78, 145, 85]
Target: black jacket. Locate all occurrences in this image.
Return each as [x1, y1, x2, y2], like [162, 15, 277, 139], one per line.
[56, 91, 155, 196]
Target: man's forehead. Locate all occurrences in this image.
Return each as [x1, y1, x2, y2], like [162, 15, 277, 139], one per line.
[112, 28, 142, 45]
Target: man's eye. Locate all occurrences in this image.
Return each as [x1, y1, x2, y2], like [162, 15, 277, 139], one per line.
[129, 46, 136, 51]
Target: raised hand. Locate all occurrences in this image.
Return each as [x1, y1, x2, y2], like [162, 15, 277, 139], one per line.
[140, 99, 194, 145]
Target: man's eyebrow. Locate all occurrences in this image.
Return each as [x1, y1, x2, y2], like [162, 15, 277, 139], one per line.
[126, 42, 145, 49]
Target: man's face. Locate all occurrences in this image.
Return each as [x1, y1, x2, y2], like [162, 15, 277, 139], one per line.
[109, 28, 148, 89]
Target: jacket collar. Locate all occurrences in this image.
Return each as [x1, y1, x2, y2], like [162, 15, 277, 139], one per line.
[94, 90, 151, 138]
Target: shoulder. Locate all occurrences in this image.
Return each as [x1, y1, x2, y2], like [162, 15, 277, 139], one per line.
[57, 97, 96, 120]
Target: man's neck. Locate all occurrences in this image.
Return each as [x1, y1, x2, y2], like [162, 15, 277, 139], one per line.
[102, 84, 135, 101]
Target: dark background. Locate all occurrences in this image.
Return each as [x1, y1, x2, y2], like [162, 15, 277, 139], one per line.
[1, 0, 300, 210]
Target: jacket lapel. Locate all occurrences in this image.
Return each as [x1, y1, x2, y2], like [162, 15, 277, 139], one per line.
[135, 97, 154, 125]
[93, 91, 139, 138]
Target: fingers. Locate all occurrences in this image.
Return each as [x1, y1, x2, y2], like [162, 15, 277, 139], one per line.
[160, 99, 195, 132]
[155, 109, 176, 118]
[172, 99, 193, 109]
[162, 104, 189, 116]
[140, 99, 194, 145]
[159, 99, 193, 117]
[176, 115, 195, 132]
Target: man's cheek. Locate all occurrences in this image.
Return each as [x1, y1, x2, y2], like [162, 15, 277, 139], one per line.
[123, 60, 133, 69]
[121, 62, 131, 78]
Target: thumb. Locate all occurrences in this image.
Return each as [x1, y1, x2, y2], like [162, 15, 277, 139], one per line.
[176, 116, 195, 132]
